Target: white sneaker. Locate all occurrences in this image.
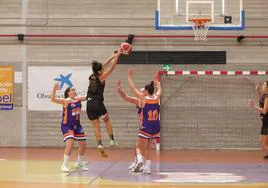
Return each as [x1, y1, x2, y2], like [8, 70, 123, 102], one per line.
[61, 164, 69, 173]
[74, 161, 88, 171]
[128, 161, 136, 170]
[109, 140, 119, 146]
[133, 161, 144, 173]
[97, 145, 108, 158]
[143, 167, 151, 174]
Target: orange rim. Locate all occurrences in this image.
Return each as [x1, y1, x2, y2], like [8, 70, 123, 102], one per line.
[189, 18, 212, 26]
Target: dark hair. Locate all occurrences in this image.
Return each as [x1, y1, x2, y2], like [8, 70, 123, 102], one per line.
[92, 61, 103, 75]
[145, 81, 154, 95]
[265, 81, 268, 87]
[64, 87, 71, 98]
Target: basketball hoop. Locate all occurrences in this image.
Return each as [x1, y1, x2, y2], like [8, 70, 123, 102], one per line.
[189, 18, 212, 41]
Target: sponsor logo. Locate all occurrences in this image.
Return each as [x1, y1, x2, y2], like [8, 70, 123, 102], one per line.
[0, 66, 13, 110]
[36, 72, 83, 99]
[28, 67, 90, 110]
[36, 91, 86, 99]
[0, 82, 12, 87]
[37, 92, 64, 99]
[0, 94, 12, 103]
[54, 73, 73, 90]
[0, 104, 13, 110]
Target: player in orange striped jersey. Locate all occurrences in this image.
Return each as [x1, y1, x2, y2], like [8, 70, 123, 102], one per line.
[51, 83, 88, 173]
[128, 69, 161, 174]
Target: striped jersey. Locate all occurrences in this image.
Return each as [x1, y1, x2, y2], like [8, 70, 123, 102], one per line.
[62, 98, 82, 126]
[141, 95, 160, 128]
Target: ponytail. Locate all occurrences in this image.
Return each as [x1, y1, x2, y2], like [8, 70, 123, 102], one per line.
[145, 81, 155, 95]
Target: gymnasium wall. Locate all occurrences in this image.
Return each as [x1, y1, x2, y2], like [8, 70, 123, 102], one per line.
[0, 0, 267, 147]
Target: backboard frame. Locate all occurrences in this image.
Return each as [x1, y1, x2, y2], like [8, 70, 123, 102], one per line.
[155, 0, 245, 31]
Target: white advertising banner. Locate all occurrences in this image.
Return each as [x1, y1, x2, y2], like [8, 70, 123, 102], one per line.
[28, 66, 92, 111]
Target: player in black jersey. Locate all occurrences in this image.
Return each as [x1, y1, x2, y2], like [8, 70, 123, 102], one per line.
[86, 49, 122, 158]
[248, 81, 268, 159]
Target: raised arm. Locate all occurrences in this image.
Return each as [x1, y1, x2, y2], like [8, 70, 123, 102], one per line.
[115, 80, 140, 106]
[76, 96, 87, 102]
[255, 84, 261, 99]
[99, 49, 122, 81]
[154, 71, 161, 99]
[127, 68, 144, 99]
[155, 81, 161, 99]
[50, 83, 65, 105]
[102, 54, 116, 69]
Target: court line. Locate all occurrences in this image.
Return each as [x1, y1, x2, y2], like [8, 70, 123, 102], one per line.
[88, 149, 124, 185]
[67, 162, 90, 176]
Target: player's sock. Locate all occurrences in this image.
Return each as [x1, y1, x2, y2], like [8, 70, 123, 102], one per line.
[134, 156, 137, 163]
[109, 134, 115, 141]
[137, 154, 143, 163]
[97, 140, 102, 146]
[77, 155, 84, 163]
[63, 154, 70, 166]
[61, 155, 70, 172]
[145, 160, 151, 168]
[143, 160, 152, 174]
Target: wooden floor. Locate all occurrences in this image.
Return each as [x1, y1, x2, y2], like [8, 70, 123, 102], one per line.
[0, 148, 268, 188]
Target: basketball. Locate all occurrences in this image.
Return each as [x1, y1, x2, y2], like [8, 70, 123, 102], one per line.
[120, 42, 132, 55]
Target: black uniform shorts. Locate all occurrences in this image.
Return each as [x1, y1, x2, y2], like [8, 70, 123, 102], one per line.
[86, 99, 108, 120]
[261, 118, 268, 135]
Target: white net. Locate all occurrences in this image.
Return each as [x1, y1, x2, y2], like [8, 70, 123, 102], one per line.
[190, 19, 211, 41]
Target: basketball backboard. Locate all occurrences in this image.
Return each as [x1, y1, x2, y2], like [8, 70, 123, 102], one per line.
[155, 0, 245, 30]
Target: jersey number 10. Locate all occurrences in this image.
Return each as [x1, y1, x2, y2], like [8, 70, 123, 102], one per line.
[148, 110, 159, 121]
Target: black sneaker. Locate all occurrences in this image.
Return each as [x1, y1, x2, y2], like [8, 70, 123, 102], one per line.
[133, 161, 144, 173]
[125, 34, 135, 44]
[263, 155, 268, 159]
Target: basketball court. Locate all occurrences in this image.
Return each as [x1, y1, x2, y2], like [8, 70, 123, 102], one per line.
[1, 70, 268, 188]
[1, 148, 268, 188]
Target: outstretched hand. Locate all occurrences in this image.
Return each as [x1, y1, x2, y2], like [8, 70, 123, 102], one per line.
[248, 99, 256, 108]
[53, 83, 59, 91]
[128, 68, 134, 77]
